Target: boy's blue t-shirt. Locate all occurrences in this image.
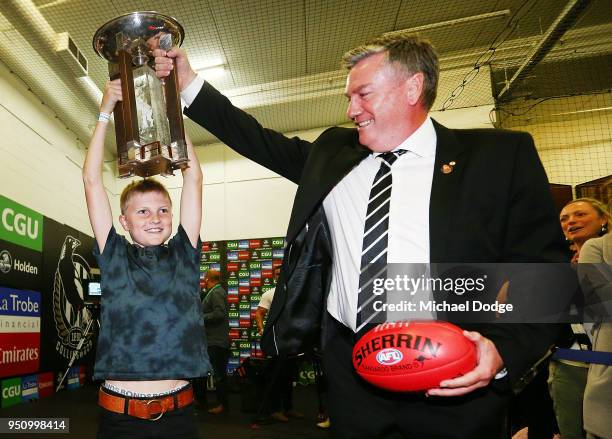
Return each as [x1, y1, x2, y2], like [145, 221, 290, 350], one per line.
[92, 225, 211, 380]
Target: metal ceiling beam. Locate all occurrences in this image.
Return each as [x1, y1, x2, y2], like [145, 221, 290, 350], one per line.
[496, 0, 593, 102]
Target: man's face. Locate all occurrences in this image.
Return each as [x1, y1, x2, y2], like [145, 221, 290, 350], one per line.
[119, 191, 172, 247]
[345, 52, 422, 152]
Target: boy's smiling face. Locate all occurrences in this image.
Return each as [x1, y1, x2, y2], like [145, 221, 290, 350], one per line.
[119, 191, 172, 247]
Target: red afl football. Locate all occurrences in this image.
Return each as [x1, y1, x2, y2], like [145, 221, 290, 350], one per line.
[352, 321, 477, 392]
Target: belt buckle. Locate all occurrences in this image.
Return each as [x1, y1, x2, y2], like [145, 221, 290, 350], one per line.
[145, 399, 165, 421]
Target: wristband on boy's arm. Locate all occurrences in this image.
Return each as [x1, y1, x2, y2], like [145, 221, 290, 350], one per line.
[98, 112, 111, 123]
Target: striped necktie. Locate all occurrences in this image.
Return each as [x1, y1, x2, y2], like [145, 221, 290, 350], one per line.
[356, 149, 407, 332]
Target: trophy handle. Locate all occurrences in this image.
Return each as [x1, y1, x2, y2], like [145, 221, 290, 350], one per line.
[164, 57, 187, 165]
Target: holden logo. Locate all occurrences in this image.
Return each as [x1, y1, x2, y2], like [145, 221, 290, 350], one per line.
[376, 348, 403, 365]
[0, 250, 12, 274]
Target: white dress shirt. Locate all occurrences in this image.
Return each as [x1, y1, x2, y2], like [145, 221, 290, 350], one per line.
[324, 117, 437, 330]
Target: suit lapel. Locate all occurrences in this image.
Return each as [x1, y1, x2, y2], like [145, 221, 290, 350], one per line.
[286, 139, 369, 243]
[429, 120, 469, 262]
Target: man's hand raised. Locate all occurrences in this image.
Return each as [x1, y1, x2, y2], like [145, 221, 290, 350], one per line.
[153, 47, 197, 92]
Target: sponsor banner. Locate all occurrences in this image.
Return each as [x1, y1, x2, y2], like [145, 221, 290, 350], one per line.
[238, 286, 250, 294]
[226, 241, 238, 250]
[250, 278, 261, 287]
[250, 294, 262, 303]
[239, 329, 250, 339]
[238, 240, 249, 249]
[271, 238, 285, 248]
[239, 302, 250, 311]
[250, 310, 257, 320]
[67, 366, 80, 389]
[37, 372, 53, 398]
[249, 329, 260, 339]
[227, 295, 239, 304]
[1, 377, 21, 407]
[227, 252, 238, 261]
[259, 250, 273, 259]
[201, 252, 220, 262]
[79, 365, 86, 384]
[272, 259, 283, 269]
[227, 262, 239, 272]
[273, 249, 284, 259]
[248, 261, 261, 270]
[229, 319, 239, 329]
[262, 285, 275, 293]
[21, 374, 38, 401]
[227, 278, 239, 287]
[249, 270, 261, 278]
[0, 333, 40, 377]
[261, 260, 273, 270]
[239, 318, 250, 328]
[0, 195, 43, 252]
[238, 278, 249, 287]
[228, 329, 240, 339]
[240, 349, 250, 358]
[261, 269, 273, 278]
[40, 218, 97, 372]
[249, 240, 261, 249]
[201, 242, 219, 252]
[238, 270, 249, 278]
[227, 286, 239, 295]
[250, 302, 259, 311]
[239, 311, 250, 320]
[0, 240, 42, 291]
[238, 251, 250, 260]
[0, 287, 41, 378]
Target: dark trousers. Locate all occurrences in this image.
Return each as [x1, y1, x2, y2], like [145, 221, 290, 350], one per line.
[208, 345, 230, 407]
[323, 314, 510, 439]
[97, 402, 197, 439]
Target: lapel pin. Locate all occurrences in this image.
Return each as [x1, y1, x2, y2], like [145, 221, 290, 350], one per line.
[441, 161, 455, 174]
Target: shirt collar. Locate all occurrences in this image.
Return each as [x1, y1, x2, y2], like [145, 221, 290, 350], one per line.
[390, 116, 437, 158]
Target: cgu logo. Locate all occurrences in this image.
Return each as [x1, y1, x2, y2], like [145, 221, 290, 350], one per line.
[2, 208, 39, 240]
[2, 385, 21, 398]
[376, 348, 404, 366]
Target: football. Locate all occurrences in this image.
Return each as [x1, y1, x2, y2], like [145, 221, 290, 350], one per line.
[352, 321, 477, 392]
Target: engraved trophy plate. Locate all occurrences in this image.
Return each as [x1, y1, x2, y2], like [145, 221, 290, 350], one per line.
[93, 12, 188, 178]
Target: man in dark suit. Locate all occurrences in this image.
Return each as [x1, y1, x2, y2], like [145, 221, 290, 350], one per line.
[155, 34, 566, 438]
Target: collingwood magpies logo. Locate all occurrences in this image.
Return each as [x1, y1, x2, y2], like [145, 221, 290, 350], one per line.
[53, 235, 94, 360]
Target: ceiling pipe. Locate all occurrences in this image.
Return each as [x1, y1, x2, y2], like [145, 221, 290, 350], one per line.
[0, 0, 113, 163]
[496, 0, 593, 101]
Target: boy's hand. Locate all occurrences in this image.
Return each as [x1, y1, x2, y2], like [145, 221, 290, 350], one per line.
[153, 47, 197, 92]
[100, 79, 123, 114]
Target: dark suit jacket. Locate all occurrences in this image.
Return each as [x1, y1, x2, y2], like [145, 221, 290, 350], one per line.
[185, 81, 568, 386]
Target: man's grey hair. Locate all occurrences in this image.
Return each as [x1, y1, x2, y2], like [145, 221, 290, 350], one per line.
[342, 34, 439, 111]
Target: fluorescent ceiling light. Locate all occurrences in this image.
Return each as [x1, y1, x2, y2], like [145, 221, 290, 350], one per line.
[196, 65, 226, 80]
[384, 10, 510, 36]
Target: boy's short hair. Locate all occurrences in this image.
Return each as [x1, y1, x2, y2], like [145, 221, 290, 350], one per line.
[120, 178, 171, 214]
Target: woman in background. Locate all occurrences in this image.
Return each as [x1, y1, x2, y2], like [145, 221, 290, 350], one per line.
[577, 201, 611, 439]
[550, 198, 610, 439]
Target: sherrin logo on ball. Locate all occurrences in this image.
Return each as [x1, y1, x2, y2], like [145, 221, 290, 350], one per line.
[352, 321, 477, 392]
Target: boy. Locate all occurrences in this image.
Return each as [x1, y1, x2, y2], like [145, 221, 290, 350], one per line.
[82, 79, 210, 438]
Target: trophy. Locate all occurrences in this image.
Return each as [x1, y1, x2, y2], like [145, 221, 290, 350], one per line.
[93, 12, 188, 178]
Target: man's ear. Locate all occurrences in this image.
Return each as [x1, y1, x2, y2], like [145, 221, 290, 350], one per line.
[405, 72, 424, 106]
[119, 214, 130, 232]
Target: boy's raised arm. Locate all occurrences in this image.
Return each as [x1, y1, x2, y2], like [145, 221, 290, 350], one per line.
[179, 133, 203, 248]
[83, 80, 121, 252]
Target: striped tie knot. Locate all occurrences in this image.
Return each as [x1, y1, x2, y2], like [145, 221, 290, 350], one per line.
[377, 149, 407, 167]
